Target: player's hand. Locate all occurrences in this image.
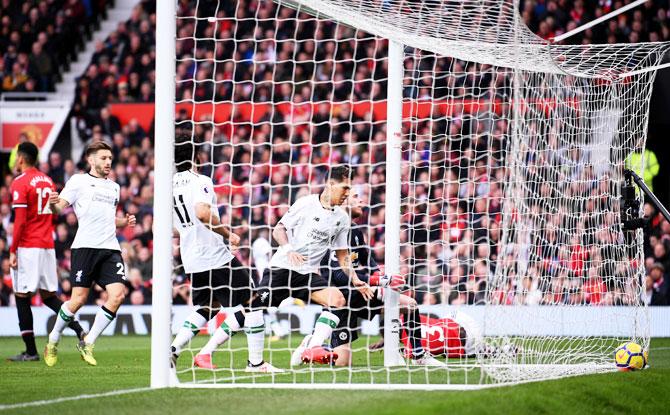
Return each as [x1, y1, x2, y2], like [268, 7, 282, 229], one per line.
[287, 251, 306, 267]
[229, 233, 240, 253]
[369, 271, 406, 290]
[48, 191, 59, 206]
[352, 277, 374, 301]
[228, 233, 240, 246]
[9, 252, 17, 269]
[125, 214, 136, 227]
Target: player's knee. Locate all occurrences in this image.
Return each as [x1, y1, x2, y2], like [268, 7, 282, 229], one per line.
[332, 293, 346, 308]
[110, 290, 125, 306]
[334, 347, 351, 366]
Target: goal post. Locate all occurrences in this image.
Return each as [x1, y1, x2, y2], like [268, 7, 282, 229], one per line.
[151, 0, 177, 389]
[383, 39, 404, 368]
[151, 0, 670, 389]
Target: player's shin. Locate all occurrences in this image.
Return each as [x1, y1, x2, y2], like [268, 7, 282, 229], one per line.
[42, 296, 85, 339]
[171, 309, 209, 355]
[306, 311, 340, 348]
[266, 307, 288, 339]
[407, 307, 425, 358]
[15, 295, 37, 356]
[244, 310, 265, 365]
[199, 306, 244, 356]
[48, 301, 75, 344]
[84, 305, 116, 345]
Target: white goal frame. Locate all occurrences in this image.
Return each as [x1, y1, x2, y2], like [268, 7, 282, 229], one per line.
[151, 0, 176, 389]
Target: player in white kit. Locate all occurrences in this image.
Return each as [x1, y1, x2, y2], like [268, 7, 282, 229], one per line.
[44, 141, 136, 367]
[254, 166, 373, 364]
[170, 136, 280, 373]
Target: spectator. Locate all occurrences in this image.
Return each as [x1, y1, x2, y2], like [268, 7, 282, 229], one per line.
[27, 41, 52, 91]
[648, 263, 669, 306]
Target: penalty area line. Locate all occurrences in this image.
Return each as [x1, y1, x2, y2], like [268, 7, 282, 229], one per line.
[0, 387, 153, 411]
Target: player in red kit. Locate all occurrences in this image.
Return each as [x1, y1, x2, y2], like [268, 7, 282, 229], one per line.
[7, 142, 85, 362]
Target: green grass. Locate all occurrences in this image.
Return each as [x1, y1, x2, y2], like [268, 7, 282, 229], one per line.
[1, 336, 669, 415]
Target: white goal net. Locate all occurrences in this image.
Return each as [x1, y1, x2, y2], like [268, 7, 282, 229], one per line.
[153, 0, 670, 389]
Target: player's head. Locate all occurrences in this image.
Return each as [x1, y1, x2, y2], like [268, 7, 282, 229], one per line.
[174, 135, 194, 172]
[326, 165, 351, 206]
[345, 191, 364, 219]
[85, 141, 113, 178]
[16, 141, 38, 171]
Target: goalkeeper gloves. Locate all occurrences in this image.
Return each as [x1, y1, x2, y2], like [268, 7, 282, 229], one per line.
[369, 270, 405, 290]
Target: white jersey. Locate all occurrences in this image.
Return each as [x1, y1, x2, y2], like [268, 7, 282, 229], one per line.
[173, 170, 233, 274]
[60, 173, 121, 251]
[269, 194, 349, 275]
[252, 236, 272, 279]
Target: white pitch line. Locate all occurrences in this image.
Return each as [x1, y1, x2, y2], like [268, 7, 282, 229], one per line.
[0, 387, 153, 412]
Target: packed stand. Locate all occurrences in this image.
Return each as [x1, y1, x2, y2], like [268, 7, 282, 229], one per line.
[0, 0, 110, 94]
[2, 0, 670, 307]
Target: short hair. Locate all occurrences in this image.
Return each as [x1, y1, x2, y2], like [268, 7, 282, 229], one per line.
[17, 142, 38, 166]
[328, 165, 351, 183]
[174, 134, 194, 172]
[85, 141, 113, 157]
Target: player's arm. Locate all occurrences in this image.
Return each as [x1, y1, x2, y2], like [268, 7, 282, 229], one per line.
[335, 248, 373, 300]
[47, 191, 70, 215]
[272, 222, 305, 267]
[273, 197, 310, 267]
[9, 184, 27, 268]
[194, 202, 240, 247]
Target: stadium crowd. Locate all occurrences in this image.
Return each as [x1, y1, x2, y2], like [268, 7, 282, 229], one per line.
[1, 0, 670, 308]
[0, 0, 110, 93]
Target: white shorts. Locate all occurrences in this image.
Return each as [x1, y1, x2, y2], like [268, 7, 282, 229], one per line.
[11, 248, 58, 294]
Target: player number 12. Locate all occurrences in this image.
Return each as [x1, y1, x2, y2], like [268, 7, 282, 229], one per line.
[36, 188, 53, 215]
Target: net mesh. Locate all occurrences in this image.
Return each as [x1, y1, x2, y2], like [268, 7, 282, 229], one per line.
[168, 0, 670, 387]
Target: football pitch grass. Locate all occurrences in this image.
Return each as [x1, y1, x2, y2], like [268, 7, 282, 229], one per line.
[1, 336, 669, 415]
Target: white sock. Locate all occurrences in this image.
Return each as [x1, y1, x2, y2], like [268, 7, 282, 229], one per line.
[267, 308, 288, 337]
[306, 311, 340, 348]
[171, 310, 208, 355]
[48, 301, 75, 344]
[244, 310, 265, 365]
[85, 306, 116, 345]
[199, 307, 243, 356]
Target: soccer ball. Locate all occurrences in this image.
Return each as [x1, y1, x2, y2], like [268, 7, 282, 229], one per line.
[614, 341, 648, 371]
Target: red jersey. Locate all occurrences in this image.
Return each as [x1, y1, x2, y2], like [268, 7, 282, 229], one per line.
[10, 167, 56, 252]
[401, 314, 465, 358]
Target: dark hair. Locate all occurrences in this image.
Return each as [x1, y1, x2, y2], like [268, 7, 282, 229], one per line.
[174, 134, 194, 172]
[85, 141, 113, 157]
[17, 142, 38, 166]
[329, 165, 351, 182]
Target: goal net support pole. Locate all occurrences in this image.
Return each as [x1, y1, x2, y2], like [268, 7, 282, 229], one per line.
[151, 0, 176, 389]
[383, 40, 405, 367]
